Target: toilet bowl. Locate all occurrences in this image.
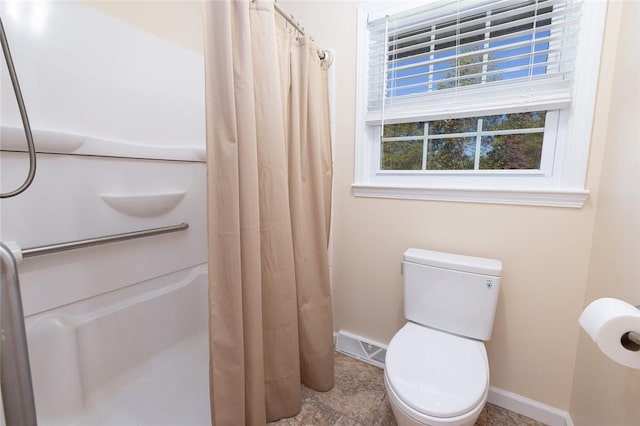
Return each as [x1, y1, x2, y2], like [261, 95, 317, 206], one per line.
[384, 323, 489, 426]
[385, 249, 502, 426]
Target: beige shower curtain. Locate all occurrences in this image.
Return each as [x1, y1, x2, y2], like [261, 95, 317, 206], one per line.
[204, 0, 334, 424]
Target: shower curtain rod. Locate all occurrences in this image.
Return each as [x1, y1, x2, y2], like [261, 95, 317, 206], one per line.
[273, 1, 332, 64]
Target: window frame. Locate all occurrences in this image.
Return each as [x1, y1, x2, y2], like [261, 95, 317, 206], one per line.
[353, 0, 607, 208]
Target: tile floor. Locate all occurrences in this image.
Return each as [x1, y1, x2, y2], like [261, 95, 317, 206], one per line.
[269, 352, 546, 426]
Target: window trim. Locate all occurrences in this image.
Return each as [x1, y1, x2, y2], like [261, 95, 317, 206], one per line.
[353, 0, 607, 208]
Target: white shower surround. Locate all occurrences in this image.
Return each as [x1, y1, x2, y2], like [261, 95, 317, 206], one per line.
[0, 1, 208, 424]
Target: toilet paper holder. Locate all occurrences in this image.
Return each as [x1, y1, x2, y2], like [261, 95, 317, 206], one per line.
[622, 331, 640, 349]
[623, 305, 640, 350]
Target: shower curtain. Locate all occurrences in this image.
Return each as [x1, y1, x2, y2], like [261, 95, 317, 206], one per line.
[204, 0, 334, 424]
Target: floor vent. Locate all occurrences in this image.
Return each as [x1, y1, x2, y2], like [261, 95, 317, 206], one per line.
[335, 330, 387, 369]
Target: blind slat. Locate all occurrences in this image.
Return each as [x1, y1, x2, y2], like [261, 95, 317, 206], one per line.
[366, 79, 573, 124]
[369, 55, 575, 93]
[370, 67, 574, 100]
[369, 0, 527, 30]
[370, 0, 575, 40]
[371, 70, 574, 99]
[369, 0, 576, 35]
[370, 32, 575, 79]
[373, 13, 579, 61]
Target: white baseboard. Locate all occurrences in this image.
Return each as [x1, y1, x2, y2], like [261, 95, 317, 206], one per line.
[488, 386, 573, 426]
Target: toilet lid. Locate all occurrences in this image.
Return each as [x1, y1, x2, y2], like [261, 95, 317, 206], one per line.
[385, 322, 489, 418]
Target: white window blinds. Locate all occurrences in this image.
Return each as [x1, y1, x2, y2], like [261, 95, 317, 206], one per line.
[366, 0, 581, 124]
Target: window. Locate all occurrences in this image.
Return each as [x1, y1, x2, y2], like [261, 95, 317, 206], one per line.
[354, 0, 607, 207]
[381, 112, 550, 171]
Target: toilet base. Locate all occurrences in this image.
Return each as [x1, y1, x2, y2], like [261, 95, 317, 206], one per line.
[384, 370, 486, 426]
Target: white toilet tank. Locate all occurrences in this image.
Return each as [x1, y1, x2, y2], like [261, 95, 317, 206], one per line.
[402, 248, 502, 341]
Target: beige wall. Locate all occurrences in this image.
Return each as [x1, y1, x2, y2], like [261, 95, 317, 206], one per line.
[80, 0, 203, 54]
[281, 0, 626, 411]
[569, 1, 640, 424]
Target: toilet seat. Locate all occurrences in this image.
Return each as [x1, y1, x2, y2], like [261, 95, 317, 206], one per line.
[385, 322, 489, 419]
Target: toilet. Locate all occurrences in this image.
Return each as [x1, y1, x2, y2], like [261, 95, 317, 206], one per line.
[385, 248, 502, 426]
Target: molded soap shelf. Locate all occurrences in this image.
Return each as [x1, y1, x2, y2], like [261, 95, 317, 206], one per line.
[100, 192, 186, 217]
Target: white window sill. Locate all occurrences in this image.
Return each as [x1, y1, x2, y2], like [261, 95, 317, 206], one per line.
[351, 184, 589, 208]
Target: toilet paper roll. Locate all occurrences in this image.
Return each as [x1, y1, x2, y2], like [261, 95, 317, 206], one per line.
[579, 298, 640, 369]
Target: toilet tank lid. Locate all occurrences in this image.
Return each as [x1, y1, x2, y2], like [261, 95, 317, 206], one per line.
[403, 248, 502, 276]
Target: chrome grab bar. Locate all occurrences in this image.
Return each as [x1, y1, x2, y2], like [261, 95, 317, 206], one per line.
[1, 242, 38, 426]
[21, 223, 189, 258]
